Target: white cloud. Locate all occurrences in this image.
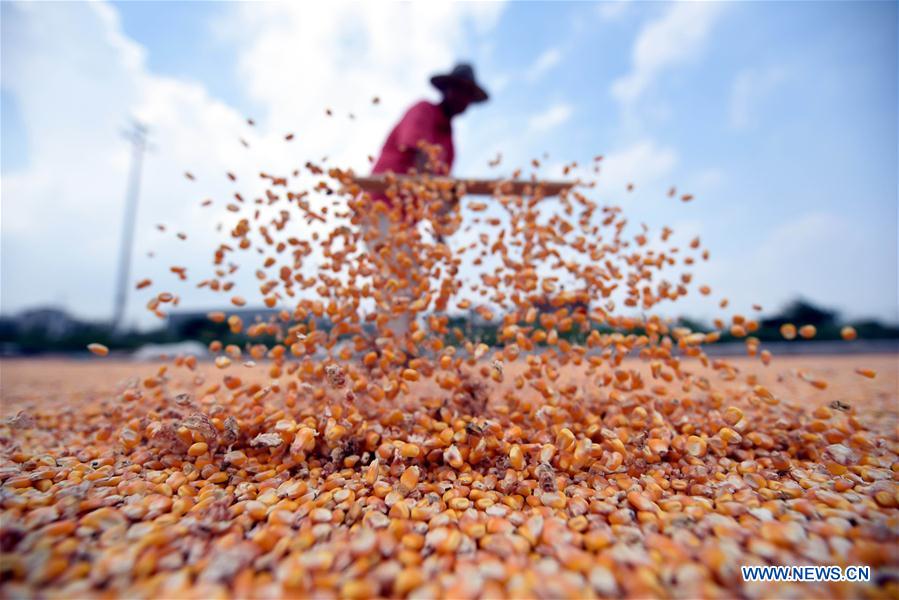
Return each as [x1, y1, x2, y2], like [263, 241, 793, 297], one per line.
[226, 2, 504, 159]
[527, 103, 573, 133]
[612, 2, 725, 107]
[597, 0, 631, 22]
[597, 139, 678, 192]
[730, 66, 787, 130]
[525, 47, 562, 83]
[706, 212, 899, 322]
[0, 1, 507, 327]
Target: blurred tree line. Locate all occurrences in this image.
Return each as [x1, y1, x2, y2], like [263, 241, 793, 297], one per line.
[742, 298, 899, 343]
[0, 298, 896, 356]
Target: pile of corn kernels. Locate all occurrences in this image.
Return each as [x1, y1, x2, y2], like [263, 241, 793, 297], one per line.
[1, 138, 897, 599]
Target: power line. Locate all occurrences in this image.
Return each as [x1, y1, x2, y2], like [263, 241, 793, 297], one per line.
[111, 121, 148, 333]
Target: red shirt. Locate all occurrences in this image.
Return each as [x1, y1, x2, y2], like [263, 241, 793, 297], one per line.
[372, 101, 454, 177]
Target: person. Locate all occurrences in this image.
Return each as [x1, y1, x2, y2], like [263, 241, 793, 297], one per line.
[363, 64, 489, 349]
[371, 63, 489, 182]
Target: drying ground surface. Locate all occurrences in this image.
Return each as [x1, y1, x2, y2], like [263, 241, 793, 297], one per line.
[0, 354, 897, 599]
[3, 355, 897, 436]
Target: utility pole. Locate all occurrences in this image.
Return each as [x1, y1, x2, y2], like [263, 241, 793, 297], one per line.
[111, 121, 148, 334]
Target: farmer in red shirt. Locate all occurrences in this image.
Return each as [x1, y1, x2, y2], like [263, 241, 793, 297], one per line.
[365, 64, 488, 344]
[372, 63, 489, 183]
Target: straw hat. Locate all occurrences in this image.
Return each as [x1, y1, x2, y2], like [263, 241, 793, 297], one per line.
[430, 63, 489, 103]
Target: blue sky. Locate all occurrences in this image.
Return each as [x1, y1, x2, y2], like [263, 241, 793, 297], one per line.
[2, 1, 896, 326]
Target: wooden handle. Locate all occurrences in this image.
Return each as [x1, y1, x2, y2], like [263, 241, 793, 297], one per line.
[350, 175, 575, 198]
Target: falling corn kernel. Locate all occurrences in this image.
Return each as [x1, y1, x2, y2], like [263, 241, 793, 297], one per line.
[780, 323, 797, 340]
[841, 326, 857, 341]
[87, 343, 109, 357]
